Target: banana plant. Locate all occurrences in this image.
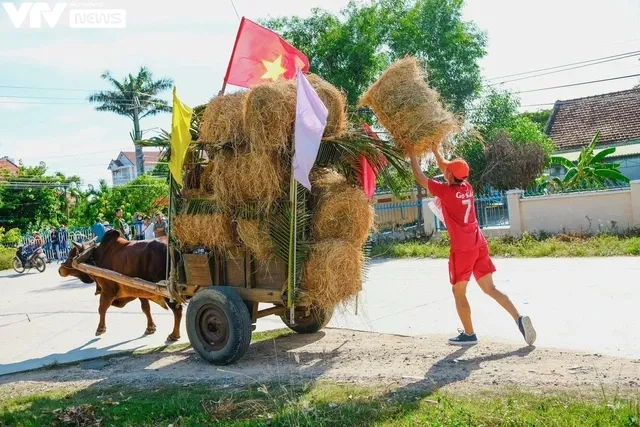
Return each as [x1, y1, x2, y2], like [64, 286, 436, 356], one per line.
[538, 132, 629, 192]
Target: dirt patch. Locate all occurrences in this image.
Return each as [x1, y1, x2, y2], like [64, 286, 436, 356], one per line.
[1, 329, 638, 399]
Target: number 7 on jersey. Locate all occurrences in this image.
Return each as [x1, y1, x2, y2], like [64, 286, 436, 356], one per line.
[462, 199, 472, 224]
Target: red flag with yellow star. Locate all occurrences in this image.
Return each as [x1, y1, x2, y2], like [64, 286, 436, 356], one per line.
[223, 17, 310, 89]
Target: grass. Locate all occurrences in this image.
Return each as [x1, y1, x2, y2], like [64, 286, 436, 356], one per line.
[0, 247, 13, 271]
[1, 382, 638, 426]
[372, 232, 640, 259]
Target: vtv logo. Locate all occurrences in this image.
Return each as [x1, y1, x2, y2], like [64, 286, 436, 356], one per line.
[2, 2, 67, 28]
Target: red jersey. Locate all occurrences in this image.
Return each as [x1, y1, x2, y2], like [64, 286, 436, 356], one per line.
[427, 179, 486, 252]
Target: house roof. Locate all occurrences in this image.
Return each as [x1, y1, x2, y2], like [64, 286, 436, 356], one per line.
[0, 157, 19, 175]
[121, 151, 161, 165]
[108, 151, 161, 170]
[545, 88, 640, 150]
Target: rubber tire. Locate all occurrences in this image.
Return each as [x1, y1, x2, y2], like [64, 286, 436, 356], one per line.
[12, 258, 25, 274]
[34, 257, 46, 273]
[186, 287, 252, 365]
[281, 305, 334, 334]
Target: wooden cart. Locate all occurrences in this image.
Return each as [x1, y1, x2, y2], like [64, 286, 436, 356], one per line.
[71, 246, 333, 365]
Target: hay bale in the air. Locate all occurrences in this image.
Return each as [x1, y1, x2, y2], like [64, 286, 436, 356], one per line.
[312, 180, 374, 246]
[306, 74, 347, 137]
[237, 219, 275, 262]
[202, 149, 286, 212]
[199, 92, 247, 152]
[244, 81, 297, 153]
[359, 57, 459, 157]
[301, 239, 363, 309]
[173, 213, 236, 250]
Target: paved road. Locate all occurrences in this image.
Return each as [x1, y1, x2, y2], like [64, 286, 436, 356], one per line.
[1, 257, 638, 375]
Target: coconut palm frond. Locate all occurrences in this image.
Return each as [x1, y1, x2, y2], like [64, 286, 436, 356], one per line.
[317, 132, 411, 196]
[268, 183, 311, 286]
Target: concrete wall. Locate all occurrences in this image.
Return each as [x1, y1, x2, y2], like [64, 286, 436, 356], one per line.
[423, 180, 640, 237]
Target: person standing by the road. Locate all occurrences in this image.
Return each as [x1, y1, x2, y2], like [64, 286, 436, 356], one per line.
[49, 227, 60, 261]
[91, 218, 105, 244]
[133, 213, 144, 241]
[143, 216, 155, 240]
[407, 145, 537, 347]
[153, 213, 168, 239]
[113, 208, 131, 240]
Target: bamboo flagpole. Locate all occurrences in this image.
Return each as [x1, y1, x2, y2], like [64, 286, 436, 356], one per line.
[287, 152, 297, 324]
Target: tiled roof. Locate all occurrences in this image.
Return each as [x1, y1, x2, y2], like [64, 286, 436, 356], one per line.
[0, 157, 18, 175]
[545, 88, 640, 151]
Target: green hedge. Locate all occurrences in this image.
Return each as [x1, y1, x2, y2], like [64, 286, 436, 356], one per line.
[0, 247, 14, 271]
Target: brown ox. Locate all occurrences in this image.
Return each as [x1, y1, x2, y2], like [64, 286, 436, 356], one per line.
[59, 230, 182, 341]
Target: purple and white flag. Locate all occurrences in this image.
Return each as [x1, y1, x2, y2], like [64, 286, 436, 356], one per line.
[293, 69, 328, 190]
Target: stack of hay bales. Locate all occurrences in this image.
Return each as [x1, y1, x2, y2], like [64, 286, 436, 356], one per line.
[359, 57, 459, 157]
[176, 75, 371, 309]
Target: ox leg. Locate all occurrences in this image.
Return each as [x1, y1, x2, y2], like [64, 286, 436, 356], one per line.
[167, 300, 183, 342]
[96, 293, 115, 336]
[140, 298, 157, 335]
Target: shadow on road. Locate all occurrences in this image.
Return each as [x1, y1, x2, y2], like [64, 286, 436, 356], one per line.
[29, 278, 94, 293]
[389, 345, 536, 398]
[0, 337, 146, 378]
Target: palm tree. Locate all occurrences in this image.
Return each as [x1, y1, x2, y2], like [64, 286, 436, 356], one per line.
[540, 131, 629, 192]
[88, 67, 174, 177]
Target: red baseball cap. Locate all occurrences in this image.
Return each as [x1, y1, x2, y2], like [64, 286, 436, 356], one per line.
[444, 158, 470, 180]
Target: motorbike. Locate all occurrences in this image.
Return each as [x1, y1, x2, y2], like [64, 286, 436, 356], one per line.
[13, 245, 47, 274]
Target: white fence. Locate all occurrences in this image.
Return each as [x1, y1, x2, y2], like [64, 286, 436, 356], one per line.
[423, 180, 640, 236]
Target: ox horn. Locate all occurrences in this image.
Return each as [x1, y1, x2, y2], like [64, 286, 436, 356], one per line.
[72, 241, 83, 251]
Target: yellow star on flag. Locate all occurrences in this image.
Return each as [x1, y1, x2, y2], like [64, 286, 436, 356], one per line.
[261, 55, 286, 81]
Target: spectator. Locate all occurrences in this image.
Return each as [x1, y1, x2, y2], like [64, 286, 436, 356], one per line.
[32, 232, 44, 247]
[59, 224, 69, 258]
[113, 208, 131, 240]
[91, 218, 106, 243]
[133, 213, 144, 241]
[153, 212, 168, 238]
[143, 216, 155, 240]
[50, 227, 60, 261]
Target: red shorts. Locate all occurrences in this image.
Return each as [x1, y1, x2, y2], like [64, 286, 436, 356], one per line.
[448, 245, 496, 285]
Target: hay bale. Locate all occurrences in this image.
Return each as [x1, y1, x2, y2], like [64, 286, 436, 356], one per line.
[306, 74, 347, 137]
[237, 219, 275, 262]
[359, 57, 459, 157]
[201, 149, 286, 212]
[312, 181, 374, 246]
[301, 239, 363, 309]
[199, 92, 247, 152]
[173, 213, 236, 250]
[310, 168, 347, 191]
[244, 81, 297, 153]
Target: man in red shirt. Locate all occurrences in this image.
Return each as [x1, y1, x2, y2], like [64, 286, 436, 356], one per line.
[408, 146, 536, 346]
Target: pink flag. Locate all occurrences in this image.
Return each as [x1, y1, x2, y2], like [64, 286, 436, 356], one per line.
[293, 69, 328, 190]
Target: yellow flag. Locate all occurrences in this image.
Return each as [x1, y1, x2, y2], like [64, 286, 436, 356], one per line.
[169, 87, 193, 186]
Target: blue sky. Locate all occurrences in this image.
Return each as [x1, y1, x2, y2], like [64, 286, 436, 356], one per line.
[0, 0, 639, 187]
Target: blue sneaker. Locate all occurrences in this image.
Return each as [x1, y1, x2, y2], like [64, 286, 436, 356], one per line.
[517, 316, 537, 346]
[448, 329, 478, 346]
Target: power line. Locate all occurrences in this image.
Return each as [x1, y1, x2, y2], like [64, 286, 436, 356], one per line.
[513, 73, 640, 94]
[490, 52, 640, 85]
[487, 50, 640, 81]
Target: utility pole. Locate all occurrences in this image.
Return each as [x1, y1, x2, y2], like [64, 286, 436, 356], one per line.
[132, 92, 144, 178]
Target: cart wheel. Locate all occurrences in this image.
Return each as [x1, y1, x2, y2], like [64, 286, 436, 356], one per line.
[186, 287, 252, 365]
[281, 304, 334, 334]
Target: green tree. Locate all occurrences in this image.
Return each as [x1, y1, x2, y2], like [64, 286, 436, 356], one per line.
[542, 132, 629, 191]
[263, 0, 486, 111]
[387, 0, 487, 111]
[72, 175, 168, 226]
[0, 164, 81, 231]
[88, 67, 173, 177]
[519, 109, 552, 130]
